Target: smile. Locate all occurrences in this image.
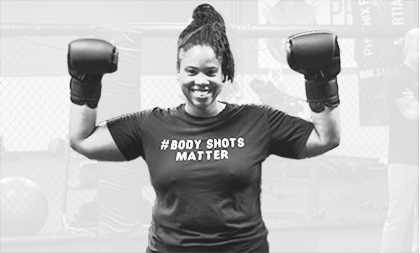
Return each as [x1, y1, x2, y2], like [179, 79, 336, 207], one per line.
[191, 88, 212, 97]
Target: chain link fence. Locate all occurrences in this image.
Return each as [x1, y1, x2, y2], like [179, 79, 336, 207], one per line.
[0, 31, 99, 237]
[0, 23, 405, 239]
[138, 27, 397, 228]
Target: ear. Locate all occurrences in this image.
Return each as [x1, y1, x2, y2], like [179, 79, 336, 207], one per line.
[176, 69, 181, 86]
[220, 81, 225, 92]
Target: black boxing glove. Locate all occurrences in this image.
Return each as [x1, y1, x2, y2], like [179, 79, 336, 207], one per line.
[68, 38, 118, 108]
[286, 31, 340, 113]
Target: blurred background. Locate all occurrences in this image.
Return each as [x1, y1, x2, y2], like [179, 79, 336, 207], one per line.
[0, 0, 418, 252]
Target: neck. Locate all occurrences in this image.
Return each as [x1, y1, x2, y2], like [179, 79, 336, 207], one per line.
[405, 60, 419, 72]
[185, 101, 226, 118]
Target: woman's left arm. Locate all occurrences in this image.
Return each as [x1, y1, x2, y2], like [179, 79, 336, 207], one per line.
[285, 31, 342, 159]
[298, 107, 340, 159]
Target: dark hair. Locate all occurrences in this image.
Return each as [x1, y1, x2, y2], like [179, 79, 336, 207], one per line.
[177, 3, 235, 82]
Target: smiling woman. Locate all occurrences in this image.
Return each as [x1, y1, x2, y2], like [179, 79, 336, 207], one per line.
[178, 45, 225, 117]
[175, 4, 234, 118]
[67, 3, 341, 253]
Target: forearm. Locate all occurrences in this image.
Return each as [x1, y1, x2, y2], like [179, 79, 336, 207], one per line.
[69, 104, 125, 161]
[69, 103, 98, 150]
[311, 107, 340, 148]
[299, 107, 340, 158]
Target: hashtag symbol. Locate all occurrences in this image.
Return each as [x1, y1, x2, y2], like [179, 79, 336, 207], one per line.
[160, 139, 169, 150]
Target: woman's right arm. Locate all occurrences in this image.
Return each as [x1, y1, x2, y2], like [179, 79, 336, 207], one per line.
[67, 38, 125, 161]
[69, 103, 126, 161]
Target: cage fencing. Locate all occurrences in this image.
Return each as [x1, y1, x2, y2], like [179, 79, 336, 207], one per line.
[0, 23, 408, 240]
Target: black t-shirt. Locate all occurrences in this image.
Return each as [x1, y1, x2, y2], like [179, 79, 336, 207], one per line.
[385, 64, 419, 166]
[107, 103, 314, 252]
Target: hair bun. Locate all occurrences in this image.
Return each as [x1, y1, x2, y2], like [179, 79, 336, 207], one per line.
[192, 3, 225, 25]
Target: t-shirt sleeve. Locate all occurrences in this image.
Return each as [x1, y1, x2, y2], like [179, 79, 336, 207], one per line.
[106, 112, 145, 161]
[265, 106, 314, 159]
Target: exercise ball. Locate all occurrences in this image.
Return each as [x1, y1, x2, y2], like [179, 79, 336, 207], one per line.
[0, 177, 49, 237]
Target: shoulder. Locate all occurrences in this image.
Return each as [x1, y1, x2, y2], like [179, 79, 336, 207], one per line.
[140, 105, 182, 118]
[221, 102, 271, 118]
[227, 102, 276, 113]
[242, 103, 287, 117]
[224, 103, 290, 123]
[107, 106, 179, 125]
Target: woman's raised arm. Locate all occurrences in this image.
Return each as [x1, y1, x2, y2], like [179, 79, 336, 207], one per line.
[67, 38, 125, 161]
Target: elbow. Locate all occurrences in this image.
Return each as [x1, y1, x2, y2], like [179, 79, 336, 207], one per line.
[317, 129, 340, 154]
[69, 137, 80, 153]
[332, 137, 340, 150]
[327, 134, 340, 151]
[326, 123, 341, 151]
[69, 136, 85, 155]
[69, 139, 94, 159]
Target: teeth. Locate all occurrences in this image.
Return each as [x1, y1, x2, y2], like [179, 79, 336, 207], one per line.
[192, 89, 210, 95]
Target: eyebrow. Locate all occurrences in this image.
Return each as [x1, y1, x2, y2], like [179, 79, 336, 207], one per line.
[185, 66, 219, 70]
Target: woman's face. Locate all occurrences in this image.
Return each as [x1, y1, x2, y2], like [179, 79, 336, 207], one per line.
[177, 45, 224, 117]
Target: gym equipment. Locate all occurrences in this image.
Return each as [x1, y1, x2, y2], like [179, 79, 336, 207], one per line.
[0, 177, 49, 237]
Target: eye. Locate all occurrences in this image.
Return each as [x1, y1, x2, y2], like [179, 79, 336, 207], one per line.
[186, 69, 197, 76]
[206, 72, 216, 77]
[206, 69, 219, 77]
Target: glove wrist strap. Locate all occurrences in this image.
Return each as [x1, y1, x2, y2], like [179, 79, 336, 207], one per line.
[305, 78, 340, 113]
[70, 78, 102, 109]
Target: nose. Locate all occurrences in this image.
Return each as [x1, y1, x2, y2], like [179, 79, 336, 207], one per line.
[194, 73, 210, 85]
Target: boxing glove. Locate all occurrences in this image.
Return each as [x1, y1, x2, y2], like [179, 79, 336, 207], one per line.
[68, 38, 118, 108]
[286, 31, 340, 112]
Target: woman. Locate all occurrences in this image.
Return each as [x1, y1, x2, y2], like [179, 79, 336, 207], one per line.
[68, 4, 340, 253]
